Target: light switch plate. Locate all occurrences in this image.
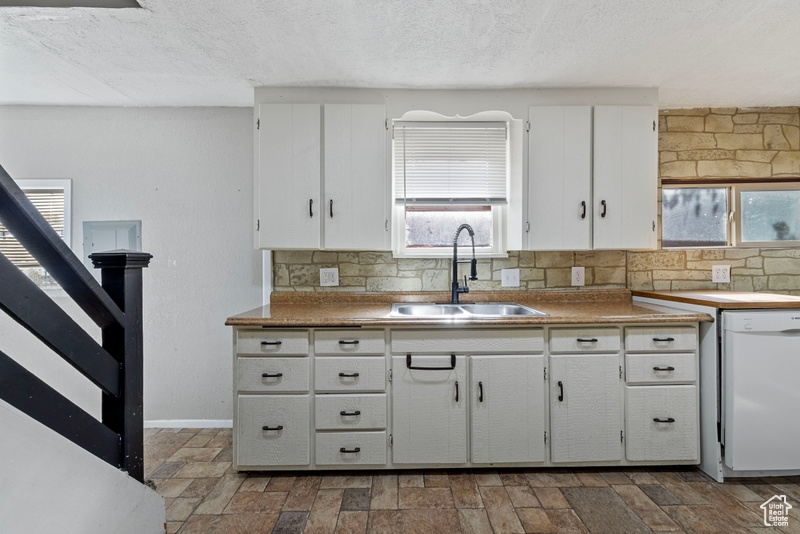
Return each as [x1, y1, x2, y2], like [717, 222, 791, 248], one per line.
[501, 268, 520, 287]
[319, 267, 339, 287]
[571, 266, 585, 286]
[712, 264, 731, 283]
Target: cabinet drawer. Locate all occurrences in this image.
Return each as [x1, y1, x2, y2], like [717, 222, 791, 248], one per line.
[315, 431, 387, 466]
[625, 327, 696, 352]
[237, 330, 309, 356]
[391, 329, 544, 354]
[315, 394, 387, 430]
[236, 395, 310, 467]
[314, 357, 386, 392]
[550, 327, 620, 353]
[314, 330, 385, 356]
[237, 358, 310, 393]
[626, 353, 696, 385]
[625, 385, 698, 462]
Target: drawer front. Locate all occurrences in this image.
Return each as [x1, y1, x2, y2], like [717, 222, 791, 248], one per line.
[237, 329, 309, 356]
[625, 327, 697, 352]
[625, 385, 698, 462]
[314, 330, 385, 356]
[315, 394, 387, 430]
[314, 357, 386, 392]
[237, 358, 310, 393]
[315, 431, 387, 466]
[626, 353, 697, 385]
[391, 329, 544, 354]
[550, 327, 620, 353]
[236, 395, 310, 467]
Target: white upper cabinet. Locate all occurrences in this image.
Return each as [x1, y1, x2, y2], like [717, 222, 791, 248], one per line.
[256, 102, 388, 250]
[256, 103, 321, 249]
[593, 105, 657, 250]
[527, 106, 592, 250]
[323, 104, 388, 250]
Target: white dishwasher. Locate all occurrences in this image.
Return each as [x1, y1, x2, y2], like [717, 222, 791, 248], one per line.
[722, 310, 800, 471]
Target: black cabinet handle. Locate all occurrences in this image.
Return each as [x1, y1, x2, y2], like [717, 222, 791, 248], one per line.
[406, 354, 456, 370]
[340, 410, 361, 417]
[340, 447, 361, 454]
[652, 337, 675, 342]
[261, 340, 282, 346]
[261, 372, 283, 378]
[455, 380, 459, 402]
[576, 338, 598, 343]
[478, 381, 484, 403]
[600, 200, 607, 218]
[652, 366, 675, 372]
[558, 380, 564, 402]
[338, 372, 360, 378]
[338, 340, 360, 345]
[262, 425, 284, 431]
[581, 200, 587, 219]
[653, 417, 676, 423]
[309, 198, 314, 218]
[330, 199, 334, 218]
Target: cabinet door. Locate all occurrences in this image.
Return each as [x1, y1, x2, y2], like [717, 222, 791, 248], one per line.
[256, 103, 320, 249]
[527, 106, 592, 250]
[391, 355, 467, 464]
[323, 104, 388, 250]
[550, 353, 622, 463]
[471, 355, 545, 464]
[593, 105, 657, 249]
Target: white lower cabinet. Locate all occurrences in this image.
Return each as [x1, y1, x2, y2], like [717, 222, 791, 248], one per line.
[391, 354, 467, 464]
[315, 431, 387, 466]
[471, 355, 545, 464]
[625, 385, 698, 462]
[237, 395, 310, 467]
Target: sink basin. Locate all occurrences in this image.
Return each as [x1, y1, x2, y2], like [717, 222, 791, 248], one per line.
[390, 302, 548, 318]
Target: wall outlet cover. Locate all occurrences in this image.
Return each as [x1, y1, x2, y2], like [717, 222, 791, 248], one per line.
[501, 268, 520, 287]
[712, 264, 731, 283]
[319, 267, 339, 287]
[571, 266, 585, 286]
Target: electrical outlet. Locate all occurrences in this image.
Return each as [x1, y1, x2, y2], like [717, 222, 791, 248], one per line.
[712, 264, 731, 283]
[501, 268, 520, 287]
[571, 266, 585, 286]
[319, 267, 339, 287]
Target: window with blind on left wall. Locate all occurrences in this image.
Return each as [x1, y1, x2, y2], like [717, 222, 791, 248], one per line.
[0, 179, 72, 288]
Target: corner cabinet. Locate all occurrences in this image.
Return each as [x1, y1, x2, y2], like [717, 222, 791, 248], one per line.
[255, 103, 389, 250]
[527, 105, 657, 250]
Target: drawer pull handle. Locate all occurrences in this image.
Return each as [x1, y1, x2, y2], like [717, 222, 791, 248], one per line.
[455, 380, 459, 402]
[262, 425, 284, 431]
[340, 410, 362, 417]
[653, 417, 675, 424]
[260, 340, 282, 346]
[478, 381, 484, 403]
[558, 380, 564, 402]
[652, 366, 675, 372]
[261, 372, 283, 378]
[406, 354, 456, 370]
[338, 372, 360, 378]
[652, 337, 675, 342]
[338, 340, 360, 345]
[576, 338, 598, 343]
[581, 200, 587, 219]
[340, 447, 361, 454]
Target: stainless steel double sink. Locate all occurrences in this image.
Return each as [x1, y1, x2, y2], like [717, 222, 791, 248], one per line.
[390, 302, 548, 318]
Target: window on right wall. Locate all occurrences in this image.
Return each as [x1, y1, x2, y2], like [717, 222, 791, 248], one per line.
[661, 182, 800, 248]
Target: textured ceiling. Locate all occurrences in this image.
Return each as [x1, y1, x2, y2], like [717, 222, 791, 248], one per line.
[1, 0, 799, 108]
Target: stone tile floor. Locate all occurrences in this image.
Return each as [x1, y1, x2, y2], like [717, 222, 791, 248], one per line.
[146, 428, 800, 533]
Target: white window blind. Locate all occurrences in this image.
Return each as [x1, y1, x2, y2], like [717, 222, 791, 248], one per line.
[394, 121, 508, 205]
[0, 189, 65, 267]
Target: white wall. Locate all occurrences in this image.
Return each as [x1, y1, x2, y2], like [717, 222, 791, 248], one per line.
[0, 106, 260, 423]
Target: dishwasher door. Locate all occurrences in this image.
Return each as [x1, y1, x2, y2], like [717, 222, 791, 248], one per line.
[723, 310, 800, 471]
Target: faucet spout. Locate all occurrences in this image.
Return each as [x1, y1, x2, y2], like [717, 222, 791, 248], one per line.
[452, 223, 477, 304]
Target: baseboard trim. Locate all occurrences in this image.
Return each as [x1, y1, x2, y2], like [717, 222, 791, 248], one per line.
[144, 420, 232, 429]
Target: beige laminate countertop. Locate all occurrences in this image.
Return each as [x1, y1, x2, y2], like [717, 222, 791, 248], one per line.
[632, 289, 800, 309]
[225, 289, 713, 327]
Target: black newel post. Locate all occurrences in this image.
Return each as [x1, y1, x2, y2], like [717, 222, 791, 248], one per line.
[91, 250, 152, 483]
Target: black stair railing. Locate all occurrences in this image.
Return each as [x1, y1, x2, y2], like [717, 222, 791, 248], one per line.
[0, 163, 151, 483]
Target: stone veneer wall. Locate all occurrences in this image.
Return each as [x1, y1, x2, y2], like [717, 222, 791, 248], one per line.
[273, 107, 800, 296]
